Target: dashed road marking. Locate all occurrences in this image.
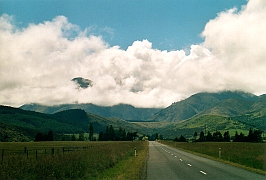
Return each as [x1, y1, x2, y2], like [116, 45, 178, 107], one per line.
[200, 171, 207, 175]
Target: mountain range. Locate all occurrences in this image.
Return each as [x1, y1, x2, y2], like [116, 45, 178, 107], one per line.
[1, 91, 265, 141]
[20, 103, 161, 122]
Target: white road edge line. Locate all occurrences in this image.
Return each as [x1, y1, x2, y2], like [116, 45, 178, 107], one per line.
[200, 171, 207, 175]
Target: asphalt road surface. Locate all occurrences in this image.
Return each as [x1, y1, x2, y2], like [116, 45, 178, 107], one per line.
[147, 141, 265, 180]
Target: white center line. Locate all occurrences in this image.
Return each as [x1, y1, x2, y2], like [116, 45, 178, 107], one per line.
[200, 171, 207, 175]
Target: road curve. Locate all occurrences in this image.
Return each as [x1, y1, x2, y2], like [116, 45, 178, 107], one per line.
[147, 141, 265, 180]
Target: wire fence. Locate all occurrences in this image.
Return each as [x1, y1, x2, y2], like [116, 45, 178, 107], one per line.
[1, 145, 93, 161]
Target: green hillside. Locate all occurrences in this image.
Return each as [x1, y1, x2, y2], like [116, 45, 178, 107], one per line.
[0, 105, 150, 141]
[2, 91, 265, 141]
[149, 91, 263, 122]
[20, 103, 161, 121]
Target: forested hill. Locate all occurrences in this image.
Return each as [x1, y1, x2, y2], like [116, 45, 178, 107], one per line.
[148, 91, 266, 123]
[20, 103, 161, 122]
[0, 105, 151, 142]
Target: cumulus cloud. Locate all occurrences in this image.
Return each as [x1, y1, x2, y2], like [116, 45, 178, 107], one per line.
[0, 0, 265, 108]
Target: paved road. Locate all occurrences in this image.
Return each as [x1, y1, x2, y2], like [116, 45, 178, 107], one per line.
[147, 141, 265, 180]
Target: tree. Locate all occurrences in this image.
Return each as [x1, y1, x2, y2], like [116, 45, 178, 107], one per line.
[198, 131, 205, 142]
[71, 134, 76, 141]
[116, 127, 123, 141]
[213, 131, 223, 142]
[35, 131, 53, 141]
[253, 129, 263, 142]
[179, 135, 187, 142]
[78, 132, 84, 141]
[247, 128, 263, 142]
[61, 134, 66, 141]
[121, 129, 127, 141]
[109, 125, 115, 141]
[193, 131, 197, 141]
[35, 132, 43, 142]
[155, 133, 159, 140]
[47, 130, 54, 141]
[98, 132, 104, 141]
[89, 122, 94, 141]
[104, 126, 110, 141]
[173, 137, 178, 142]
[206, 131, 213, 141]
[223, 131, 230, 142]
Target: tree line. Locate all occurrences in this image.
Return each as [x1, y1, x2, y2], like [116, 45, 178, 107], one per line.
[98, 125, 138, 141]
[174, 128, 263, 142]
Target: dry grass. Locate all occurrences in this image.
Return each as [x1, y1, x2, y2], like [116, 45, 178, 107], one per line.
[0, 141, 148, 179]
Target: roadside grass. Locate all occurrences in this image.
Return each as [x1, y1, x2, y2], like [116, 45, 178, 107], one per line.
[0, 141, 148, 179]
[91, 141, 149, 180]
[161, 141, 266, 174]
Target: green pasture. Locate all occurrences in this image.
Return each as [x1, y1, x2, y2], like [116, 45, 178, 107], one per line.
[0, 141, 148, 179]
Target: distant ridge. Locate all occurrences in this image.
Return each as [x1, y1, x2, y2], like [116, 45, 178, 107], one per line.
[20, 103, 161, 122]
[148, 91, 263, 122]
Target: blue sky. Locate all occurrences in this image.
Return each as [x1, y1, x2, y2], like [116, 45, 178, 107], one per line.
[1, 0, 265, 107]
[1, 0, 246, 50]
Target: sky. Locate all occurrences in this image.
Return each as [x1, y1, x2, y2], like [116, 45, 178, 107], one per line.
[0, 0, 265, 108]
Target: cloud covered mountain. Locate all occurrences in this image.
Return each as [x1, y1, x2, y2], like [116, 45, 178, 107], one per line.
[20, 103, 161, 122]
[0, 0, 266, 108]
[148, 91, 265, 123]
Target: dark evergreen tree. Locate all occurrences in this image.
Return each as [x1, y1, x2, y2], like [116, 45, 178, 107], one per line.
[109, 125, 115, 141]
[78, 132, 84, 141]
[89, 122, 94, 141]
[155, 133, 159, 140]
[233, 131, 240, 142]
[104, 126, 110, 141]
[121, 129, 127, 141]
[173, 137, 178, 142]
[179, 135, 187, 142]
[253, 129, 263, 142]
[198, 131, 205, 142]
[223, 131, 230, 142]
[116, 127, 123, 141]
[35, 132, 43, 141]
[98, 132, 104, 141]
[47, 130, 54, 141]
[206, 131, 213, 141]
[213, 131, 223, 142]
[193, 131, 197, 141]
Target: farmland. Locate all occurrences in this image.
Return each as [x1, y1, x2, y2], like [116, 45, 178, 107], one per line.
[0, 141, 148, 179]
[161, 141, 266, 174]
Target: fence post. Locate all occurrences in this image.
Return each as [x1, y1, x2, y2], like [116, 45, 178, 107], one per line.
[24, 147, 27, 153]
[219, 148, 221, 158]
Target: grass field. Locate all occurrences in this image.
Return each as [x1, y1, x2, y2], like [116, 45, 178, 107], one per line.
[0, 141, 148, 179]
[161, 141, 266, 174]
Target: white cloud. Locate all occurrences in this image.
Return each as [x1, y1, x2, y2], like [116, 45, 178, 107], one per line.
[0, 0, 265, 108]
